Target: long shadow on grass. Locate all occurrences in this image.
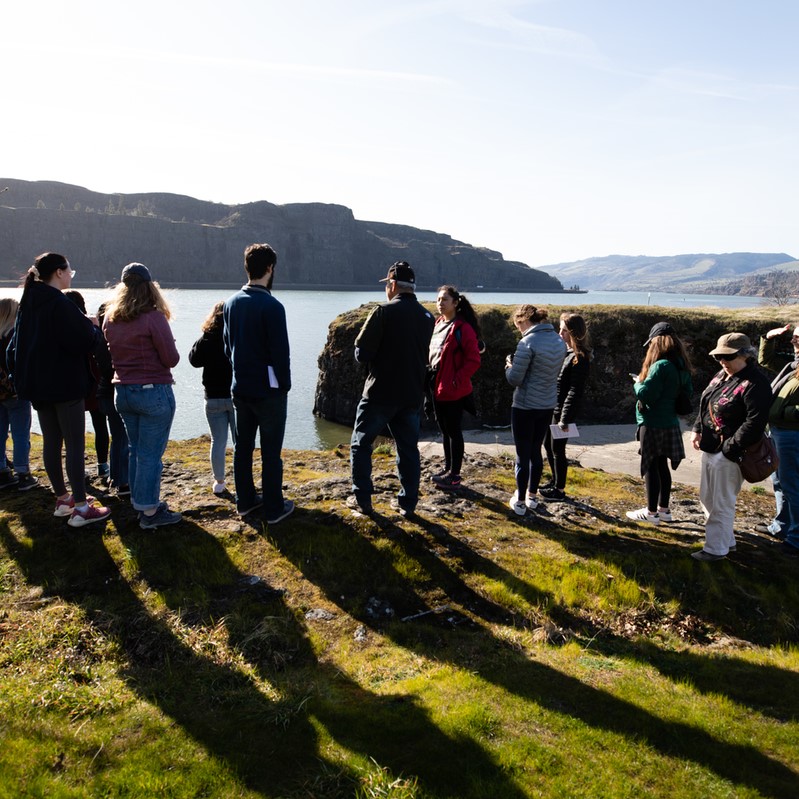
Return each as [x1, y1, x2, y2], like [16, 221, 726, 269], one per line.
[0, 498, 528, 799]
[115, 511, 529, 799]
[0, 508, 335, 796]
[526, 504, 799, 647]
[268, 507, 799, 798]
[582, 634, 799, 723]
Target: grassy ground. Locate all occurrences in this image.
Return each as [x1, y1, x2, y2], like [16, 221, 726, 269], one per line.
[1, 435, 798, 798]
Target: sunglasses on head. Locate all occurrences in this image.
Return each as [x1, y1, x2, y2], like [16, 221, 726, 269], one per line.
[713, 352, 739, 362]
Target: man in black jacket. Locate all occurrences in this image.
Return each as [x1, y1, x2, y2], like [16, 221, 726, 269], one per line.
[756, 322, 799, 538]
[348, 262, 434, 516]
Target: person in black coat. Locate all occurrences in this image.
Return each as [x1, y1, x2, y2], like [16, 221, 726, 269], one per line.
[7, 253, 111, 527]
[542, 313, 590, 500]
[189, 301, 235, 494]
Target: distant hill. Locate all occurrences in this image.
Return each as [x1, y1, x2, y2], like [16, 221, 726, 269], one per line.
[0, 179, 563, 291]
[689, 262, 799, 298]
[543, 252, 796, 292]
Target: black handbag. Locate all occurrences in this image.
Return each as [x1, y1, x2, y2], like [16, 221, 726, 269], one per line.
[738, 435, 779, 483]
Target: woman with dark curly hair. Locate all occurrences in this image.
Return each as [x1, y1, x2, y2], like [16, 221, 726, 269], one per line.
[427, 285, 482, 491]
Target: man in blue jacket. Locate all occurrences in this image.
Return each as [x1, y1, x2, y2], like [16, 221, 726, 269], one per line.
[223, 243, 294, 523]
[348, 261, 435, 516]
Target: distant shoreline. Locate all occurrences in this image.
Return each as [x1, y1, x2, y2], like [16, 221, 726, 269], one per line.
[0, 280, 588, 293]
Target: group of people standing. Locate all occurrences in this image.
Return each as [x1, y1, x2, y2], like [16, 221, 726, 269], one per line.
[1, 245, 294, 530]
[621, 320, 798, 561]
[2, 247, 797, 562]
[347, 270, 594, 522]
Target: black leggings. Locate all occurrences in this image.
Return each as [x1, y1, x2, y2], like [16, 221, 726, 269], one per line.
[434, 398, 465, 475]
[543, 428, 568, 489]
[644, 455, 672, 512]
[511, 407, 552, 495]
[37, 399, 87, 502]
[89, 408, 109, 463]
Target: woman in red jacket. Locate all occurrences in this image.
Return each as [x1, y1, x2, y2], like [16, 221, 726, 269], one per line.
[428, 285, 482, 490]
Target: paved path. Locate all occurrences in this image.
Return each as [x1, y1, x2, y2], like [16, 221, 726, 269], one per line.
[420, 423, 774, 493]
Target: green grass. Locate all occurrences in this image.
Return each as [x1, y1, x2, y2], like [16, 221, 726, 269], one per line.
[1, 437, 798, 798]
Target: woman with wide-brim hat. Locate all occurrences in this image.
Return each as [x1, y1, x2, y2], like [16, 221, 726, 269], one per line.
[690, 332, 771, 561]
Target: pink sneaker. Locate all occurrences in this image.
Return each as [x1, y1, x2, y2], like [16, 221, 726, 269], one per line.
[67, 502, 111, 528]
[54, 494, 96, 517]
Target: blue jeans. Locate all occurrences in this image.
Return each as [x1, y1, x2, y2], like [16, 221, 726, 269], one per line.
[511, 407, 553, 497]
[115, 384, 175, 512]
[233, 393, 287, 517]
[350, 397, 421, 511]
[205, 397, 236, 481]
[98, 394, 129, 489]
[0, 397, 32, 473]
[770, 470, 789, 534]
[770, 426, 799, 549]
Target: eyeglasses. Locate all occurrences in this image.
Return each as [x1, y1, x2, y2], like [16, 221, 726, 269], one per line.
[713, 352, 739, 362]
[59, 267, 76, 278]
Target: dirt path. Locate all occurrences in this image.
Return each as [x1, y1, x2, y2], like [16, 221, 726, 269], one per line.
[420, 423, 774, 493]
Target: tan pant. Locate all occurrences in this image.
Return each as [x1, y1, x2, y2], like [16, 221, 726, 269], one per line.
[699, 450, 743, 556]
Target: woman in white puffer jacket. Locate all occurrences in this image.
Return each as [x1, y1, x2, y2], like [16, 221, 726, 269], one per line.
[504, 305, 566, 515]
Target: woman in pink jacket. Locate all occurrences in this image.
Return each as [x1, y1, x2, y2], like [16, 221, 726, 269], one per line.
[103, 263, 182, 530]
[428, 285, 482, 490]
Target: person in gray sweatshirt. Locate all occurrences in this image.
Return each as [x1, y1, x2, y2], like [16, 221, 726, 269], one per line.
[504, 305, 566, 515]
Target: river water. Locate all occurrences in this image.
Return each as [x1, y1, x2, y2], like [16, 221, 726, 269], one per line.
[1, 286, 768, 449]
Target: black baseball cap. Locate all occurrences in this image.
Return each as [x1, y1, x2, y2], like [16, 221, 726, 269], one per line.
[379, 261, 415, 285]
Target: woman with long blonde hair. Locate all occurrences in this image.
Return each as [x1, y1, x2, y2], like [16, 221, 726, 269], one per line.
[626, 321, 693, 524]
[103, 263, 181, 529]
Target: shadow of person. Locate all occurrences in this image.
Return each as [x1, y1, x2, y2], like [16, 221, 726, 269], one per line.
[113, 510, 527, 798]
[266, 506, 799, 799]
[0, 507, 328, 795]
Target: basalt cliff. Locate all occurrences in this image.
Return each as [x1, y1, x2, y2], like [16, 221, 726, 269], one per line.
[0, 179, 561, 291]
[314, 303, 791, 428]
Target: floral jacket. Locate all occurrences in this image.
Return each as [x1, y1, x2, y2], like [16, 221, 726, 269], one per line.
[692, 361, 772, 460]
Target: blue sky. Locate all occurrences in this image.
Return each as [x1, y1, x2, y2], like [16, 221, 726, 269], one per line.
[4, 0, 798, 267]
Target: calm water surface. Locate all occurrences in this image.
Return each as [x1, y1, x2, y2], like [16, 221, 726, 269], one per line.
[2, 286, 767, 449]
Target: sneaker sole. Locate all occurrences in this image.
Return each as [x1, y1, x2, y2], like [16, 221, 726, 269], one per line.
[266, 502, 295, 524]
[625, 513, 659, 524]
[67, 512, 112, 527]
[237, 504, 263, 517]
[139, 516, 182, 529]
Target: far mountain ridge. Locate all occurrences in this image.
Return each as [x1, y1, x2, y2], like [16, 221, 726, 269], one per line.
[0, 179, 561, 291]
[544, 252, 796, 292]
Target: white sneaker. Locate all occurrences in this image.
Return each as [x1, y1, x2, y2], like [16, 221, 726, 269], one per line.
[525, 491, 538, 510]
[657, 507, 673, 522]
[508, 492, 527, 516]
[213, 481, 226, 495]
[625, 507, 659, 524]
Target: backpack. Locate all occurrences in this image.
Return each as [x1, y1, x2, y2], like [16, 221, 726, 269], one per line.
[675, 368, 693, 416]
